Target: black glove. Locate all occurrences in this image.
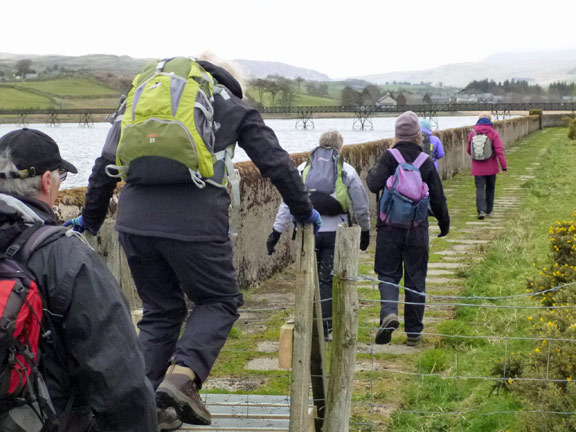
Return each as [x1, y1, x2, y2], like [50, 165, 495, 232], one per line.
[360, 230, 370, 251]
[437, 224, 450, 238]
[266, 230, 282, 255]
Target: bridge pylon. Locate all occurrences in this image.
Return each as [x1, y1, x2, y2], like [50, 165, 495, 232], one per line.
[352, 106, 373, 131]
[19, 113, 28, 127]
[415, 109, 439, 130]
[491, 109, 511, 121]
[47, 110, 61, 127]
[295, 108, 314, 130]
[79, 111, 94, 128]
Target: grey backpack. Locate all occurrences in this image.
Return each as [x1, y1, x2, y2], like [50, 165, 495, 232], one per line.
[470, 130, 493, 161]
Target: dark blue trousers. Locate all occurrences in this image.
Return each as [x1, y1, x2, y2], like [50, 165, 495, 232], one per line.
[374, 226, 429, 335]
[119, 233, 243, 388]
[315, 231, 337, 335]
[474, 174, 497, 215]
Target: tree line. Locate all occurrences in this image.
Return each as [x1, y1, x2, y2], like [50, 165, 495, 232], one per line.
[463, 79, 576, 101]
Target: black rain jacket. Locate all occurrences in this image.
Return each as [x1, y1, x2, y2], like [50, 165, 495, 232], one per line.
[0, 194, 156, 431]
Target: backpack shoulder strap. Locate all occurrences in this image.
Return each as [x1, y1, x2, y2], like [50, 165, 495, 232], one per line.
[12, 225, 69, 264]
[388, 148, 406, 164]
[413, 152, 430, 169]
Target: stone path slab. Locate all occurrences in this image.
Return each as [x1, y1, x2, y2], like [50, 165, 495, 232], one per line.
[446, 239, 489, 244]
[428, 262, 463, 269]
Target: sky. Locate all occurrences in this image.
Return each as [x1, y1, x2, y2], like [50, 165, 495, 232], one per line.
[2, 0, 575, 79]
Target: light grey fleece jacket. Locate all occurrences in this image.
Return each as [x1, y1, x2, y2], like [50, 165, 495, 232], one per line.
[273, 160, 371, 233]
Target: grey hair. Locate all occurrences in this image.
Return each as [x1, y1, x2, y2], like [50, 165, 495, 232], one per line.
[393, 134, 423, 146]
[196, 51, 246, 91]
[0, 149, 58, 198]
[319, 130, 344, 150]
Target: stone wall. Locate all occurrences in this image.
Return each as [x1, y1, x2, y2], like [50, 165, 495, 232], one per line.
[56, 114, 562, 307]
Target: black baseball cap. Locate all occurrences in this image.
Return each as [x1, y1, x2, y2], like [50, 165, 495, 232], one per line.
[0, 128, 77, 179]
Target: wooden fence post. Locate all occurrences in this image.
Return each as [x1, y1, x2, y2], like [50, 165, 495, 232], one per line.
[289, 223, 317, 432]
[324, 224, 361, 432]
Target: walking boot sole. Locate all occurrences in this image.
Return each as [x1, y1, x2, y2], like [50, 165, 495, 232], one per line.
[375, 316, 400, 345]
[157, 383, 212, 426]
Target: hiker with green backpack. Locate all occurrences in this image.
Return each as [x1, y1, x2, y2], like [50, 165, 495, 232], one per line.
[467, 112, 507, 220]
[65, 56, 318, 429]
[267, 130, 371, 340]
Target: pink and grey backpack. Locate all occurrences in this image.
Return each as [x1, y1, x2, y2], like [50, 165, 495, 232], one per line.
[379, 148, 430, 227]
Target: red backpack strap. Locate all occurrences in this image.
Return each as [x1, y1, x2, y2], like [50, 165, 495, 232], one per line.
[388, 148, 406, 164]
[412, 152, 430, 169]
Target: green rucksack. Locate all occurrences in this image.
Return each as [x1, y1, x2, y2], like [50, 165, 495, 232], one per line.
[114, 57, 224, 184]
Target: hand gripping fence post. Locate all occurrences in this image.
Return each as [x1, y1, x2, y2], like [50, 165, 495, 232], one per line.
[324, 224, 361, 432]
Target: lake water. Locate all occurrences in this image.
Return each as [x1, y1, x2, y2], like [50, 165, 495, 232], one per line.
[0, 115, 485, 189]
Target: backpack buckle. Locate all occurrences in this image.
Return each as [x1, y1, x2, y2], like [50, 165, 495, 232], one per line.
[5, 244, 20, 258]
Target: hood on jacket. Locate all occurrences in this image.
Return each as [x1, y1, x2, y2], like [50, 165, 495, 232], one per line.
[473, 124, 496, 136]
[0, 194, 56, 252]
[198, 60, 243, 100]
[476, 117, 493, 127]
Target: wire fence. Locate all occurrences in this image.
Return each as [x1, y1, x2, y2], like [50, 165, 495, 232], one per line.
[200, 272, 576, 431]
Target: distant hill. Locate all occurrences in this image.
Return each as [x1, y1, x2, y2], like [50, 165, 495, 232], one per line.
[1, 50, 574, 88]
[233, 59, 331, 81]
[355, 50, 576, 87]
[0, 53, 150, 75]
[0, 53, 331, 82]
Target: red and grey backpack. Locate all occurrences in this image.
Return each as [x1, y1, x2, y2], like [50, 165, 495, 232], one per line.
[0, 222, 67, 428]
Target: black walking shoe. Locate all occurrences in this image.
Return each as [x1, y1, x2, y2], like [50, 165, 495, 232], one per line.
[157, 373, 212, 425]
[375, 313, 400, 345]
[478, 212, 486, 220]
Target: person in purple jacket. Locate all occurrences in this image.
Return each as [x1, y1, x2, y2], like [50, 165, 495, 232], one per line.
[420, 119, 444, 171]
[467, 113, 507, 219]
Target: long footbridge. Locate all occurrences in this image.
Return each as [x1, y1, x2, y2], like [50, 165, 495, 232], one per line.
[0, 102, 573, 128]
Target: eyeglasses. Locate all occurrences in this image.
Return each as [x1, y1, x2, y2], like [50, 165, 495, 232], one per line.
[58, 168, 67, 182]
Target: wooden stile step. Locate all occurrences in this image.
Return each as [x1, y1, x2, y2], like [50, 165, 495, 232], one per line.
[174, 394, 315, 431]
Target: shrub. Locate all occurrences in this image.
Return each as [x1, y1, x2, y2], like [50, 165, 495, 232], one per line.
[568, 117, 576, 140]
[514, 211, 576, 430]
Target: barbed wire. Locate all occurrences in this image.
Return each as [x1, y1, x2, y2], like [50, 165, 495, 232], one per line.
[351, 274, 576, 301]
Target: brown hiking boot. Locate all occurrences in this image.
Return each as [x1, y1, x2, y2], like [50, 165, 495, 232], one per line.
[157, 366, 212, 426]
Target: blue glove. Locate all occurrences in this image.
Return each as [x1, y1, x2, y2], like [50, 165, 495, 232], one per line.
[305, 209, 322, 236]
[63, 215, 86, 233]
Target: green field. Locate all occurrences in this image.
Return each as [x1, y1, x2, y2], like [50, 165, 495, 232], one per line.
[0, 87, 53, 109]
[0, 78, 120, 110]
[15, 78, 119, 97]
[245, 89, 341, 107]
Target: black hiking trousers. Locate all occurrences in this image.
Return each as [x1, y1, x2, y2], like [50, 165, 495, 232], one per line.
[118, 233, 243, 388]
[315, 231, 337, 336]
[474, 174, 497, 215]
[374, 225, 429, 336]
